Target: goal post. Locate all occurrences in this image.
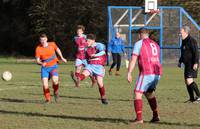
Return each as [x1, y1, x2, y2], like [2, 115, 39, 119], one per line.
[107, 6, 200, 65]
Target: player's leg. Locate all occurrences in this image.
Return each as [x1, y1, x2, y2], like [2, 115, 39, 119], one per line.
[71, 67, 91, 87]
[75, 65, 82, 76]
[52, 75, 59, 102]
[109, 53, 117, 75]
[188, 69, 200, 100]
[185, 78, 195, 102]
[82, 59, 96, 87]
[42, 78, 51, 103]
[96, 75, 108, 104]
[89, 75, 96, 87]
[132, 91, 143, 124]
[131, 75, 144, 124]
[115, 53, 121, 76]
[183, 65, 200, 102]
[75, 59, 83, 77]
[144, 75, 160, 122]
[79, 70, 91, 80]
[185, 77, 200, 101]
[41, 67, 51, 102]
[145, 91, 160, 122]
[191, 80, 200, 101]
[50, 66, 59, 102]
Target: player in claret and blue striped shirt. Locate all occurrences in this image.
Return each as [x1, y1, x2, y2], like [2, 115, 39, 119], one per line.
[71, 34, 108, 104]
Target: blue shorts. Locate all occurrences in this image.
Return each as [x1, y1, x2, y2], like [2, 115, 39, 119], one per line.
[41, 64, 58, 79]
[134, 74, 160, 93]
[85, 64, 105, 77]
[75, 59, 88, 67]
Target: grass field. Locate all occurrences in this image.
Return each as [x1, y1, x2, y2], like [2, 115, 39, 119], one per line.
[0, 58, 200, 129]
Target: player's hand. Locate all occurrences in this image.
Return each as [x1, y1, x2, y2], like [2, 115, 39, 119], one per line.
[108, 52, 111, 56]
[124, 53, 127, 58]
[91, 54, 96, 57]
[42, 62, 47, 67]
[61, 57, 67, 63]
[127, 72, 132, 83]
[178, 62, 181, 68]
[193, 64, 198, 71]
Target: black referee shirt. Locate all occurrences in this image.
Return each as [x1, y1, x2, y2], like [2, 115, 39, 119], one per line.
[179, 35, 199, 65]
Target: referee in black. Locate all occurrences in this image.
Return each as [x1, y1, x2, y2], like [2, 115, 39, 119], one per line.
[178, 26, 200, 103]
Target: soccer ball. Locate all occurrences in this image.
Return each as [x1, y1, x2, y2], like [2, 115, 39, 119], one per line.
[2, 71, 12, 81]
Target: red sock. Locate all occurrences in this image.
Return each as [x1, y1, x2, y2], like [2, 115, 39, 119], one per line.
[134, 99, 143, 121]
[148, 97, 158, 118]
[43, 87, 51, 101]
[78, 74, 85, 81]
[75, 72, 80, 77]
[53, 84, 59, 95]
[99, 86, 105, 98]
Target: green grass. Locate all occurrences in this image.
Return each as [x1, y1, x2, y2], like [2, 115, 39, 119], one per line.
[0, 58, 200, 129]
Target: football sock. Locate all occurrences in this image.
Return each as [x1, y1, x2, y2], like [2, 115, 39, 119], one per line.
[190, 82, 200, 97]
[43, 87, 50, 101]
[53, 84, 59, 95]
[79, 74, 85, 81]
[148, 97, 158, 118]
[99, 86, 105, 98]
[75, 72, 80, 77]
[186, 85, 195, 101]
[134, 99, 143, 121]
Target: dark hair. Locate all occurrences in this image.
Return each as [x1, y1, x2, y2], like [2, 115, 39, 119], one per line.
[138, 28, 150, 34]
[77, 25, 85, 31]
[39, 33, 47, 38]
[87, 34, 96, 40]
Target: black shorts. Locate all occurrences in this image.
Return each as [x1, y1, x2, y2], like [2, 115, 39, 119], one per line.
[184, 64, 198, 79]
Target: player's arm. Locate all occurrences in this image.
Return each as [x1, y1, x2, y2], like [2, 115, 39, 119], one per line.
[107, 39, 113, 56]
[35, 47, 46, 67]
[127, 40, 142, 83]
[121, 39, 126, 54]
[190, 38, 199, 70]
[91, 43, 106, 57]
[92, 51, 105, 57]
[56, 48, 67, 63]
[36, 57, 47, 67]
[178, 44, 184, 68]
[127, 55, 138, 83]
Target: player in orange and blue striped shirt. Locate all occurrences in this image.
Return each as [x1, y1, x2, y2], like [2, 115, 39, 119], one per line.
[35, 34, 67, 103]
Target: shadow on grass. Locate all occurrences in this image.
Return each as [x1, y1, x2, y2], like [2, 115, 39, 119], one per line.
[0, 109, 128, 124]
[27, 93, 129, 102]
[0, 98, 43, 104]
[154, 121, 200, 128]
[61, 95, 130, 102]
[0, 109, 200, 128]
[7, 84, 39, 87]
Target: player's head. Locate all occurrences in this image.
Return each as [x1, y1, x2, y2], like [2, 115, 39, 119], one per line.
[115, 32, 121, 38]
[181, 26, 190, 39]
[138, 28, 149, 39]
[87, 34, 96, 46]
[39, 33, 48, 45]
[77, 25, 85, 36]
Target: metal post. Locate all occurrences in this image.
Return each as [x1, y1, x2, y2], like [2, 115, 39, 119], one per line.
[159, 8, 163, 64]
[128, 8, 132, 59]
[107, 6, 112, 65]
[179, 8, 183, 58]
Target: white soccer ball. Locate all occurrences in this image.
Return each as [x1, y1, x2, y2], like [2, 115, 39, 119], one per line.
[2, 71, 12, 81]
